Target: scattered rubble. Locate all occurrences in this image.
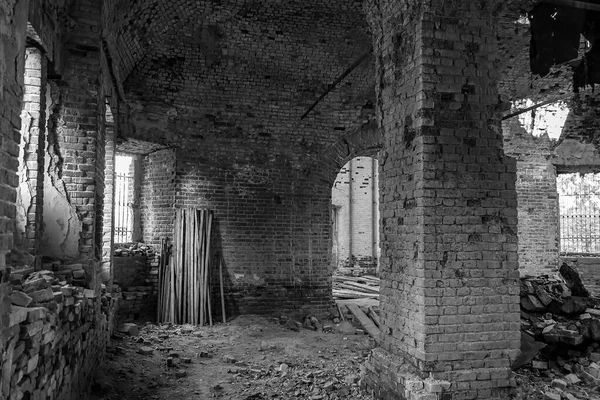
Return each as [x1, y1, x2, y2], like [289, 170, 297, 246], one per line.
[91, 316, 375, 400]
[515, 269, 600, 399]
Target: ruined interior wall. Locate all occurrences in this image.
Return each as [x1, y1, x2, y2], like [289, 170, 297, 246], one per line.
[331, 156, 379, 275]
[1, 0, 29, 329]
[174, 148, 333, 316]
[503, 91, 600, 277]
[41, 0, 104, 262]
[503, 116, 560, 276]
[16, 48, 46, 254]
[140, 149, 176, 248]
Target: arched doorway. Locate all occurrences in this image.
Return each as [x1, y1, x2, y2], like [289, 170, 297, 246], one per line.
[331, 156, 379, 276]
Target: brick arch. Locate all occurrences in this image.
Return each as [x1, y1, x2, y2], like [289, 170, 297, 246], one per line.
[318, 121, 383, 186]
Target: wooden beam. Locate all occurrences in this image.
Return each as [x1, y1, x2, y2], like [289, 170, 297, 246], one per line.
[368, 306, 381, 328]
[501, 95, 571, 121]
[346, 303, 381, 342]
[300, 48, 373, 119]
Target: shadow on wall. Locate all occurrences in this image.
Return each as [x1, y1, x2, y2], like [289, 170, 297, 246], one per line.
[210, 218, 238, 321]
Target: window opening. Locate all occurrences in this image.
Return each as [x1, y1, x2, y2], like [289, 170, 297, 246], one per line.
[558, 172, 600, 255]
[115, 155, 134, 243]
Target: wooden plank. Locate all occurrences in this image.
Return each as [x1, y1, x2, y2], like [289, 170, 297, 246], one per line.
[333, 289, 379, 299]
[346, 303, 381, 342]
[342, 281, 380, 292]
[368, 306, 380, 328]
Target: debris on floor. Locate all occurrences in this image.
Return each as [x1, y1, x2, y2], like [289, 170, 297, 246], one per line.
[515, 272, 600, 399]
[91, 315, 375, 400]
[332, 275, 379, 300]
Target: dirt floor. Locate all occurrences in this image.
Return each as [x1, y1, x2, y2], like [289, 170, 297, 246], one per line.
[90, 315, 375, 400]
[90, 314, 600, 400]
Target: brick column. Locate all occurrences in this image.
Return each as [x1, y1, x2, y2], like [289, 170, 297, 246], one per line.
[362, 2, 520, 399]
[15, 47, 47, 254]
[101, 105, 116, 283]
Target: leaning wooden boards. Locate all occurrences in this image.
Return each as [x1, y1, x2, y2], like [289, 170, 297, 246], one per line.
[157, 208, 213, 324]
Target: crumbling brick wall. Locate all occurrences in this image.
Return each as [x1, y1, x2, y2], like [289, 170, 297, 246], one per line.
[1, 0, 29, 330]
[15, 48, 47, 255]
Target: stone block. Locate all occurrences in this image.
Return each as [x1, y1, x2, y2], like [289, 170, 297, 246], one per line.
[29, 287, 54, 303]
[10, 291, 32, 307]
[9, 306, 28, 327]
[22, 278, 49, 293]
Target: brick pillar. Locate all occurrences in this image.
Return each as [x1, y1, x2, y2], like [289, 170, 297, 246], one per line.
[101, 104, 116, 283]
[362, 2, 520, 399]
[15, 47, 47, 254]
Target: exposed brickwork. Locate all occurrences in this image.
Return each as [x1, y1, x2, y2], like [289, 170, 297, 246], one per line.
[1, 0, 29, 332]
[41, 0, 106, 262]
[15, 48, 47, 254]
[502, 92, 600, 277]
[362, 1, 519, 398]
[172, 148, 334, 316]
[102, 107, 116, 282]
[140, 149, 177, 249]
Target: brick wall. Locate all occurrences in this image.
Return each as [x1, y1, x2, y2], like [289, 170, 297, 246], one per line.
[171, 148, 333, 316]
[331, 156, 379, 275]
[502, 91, 600, 277]
[15, 48, 47, 255]
[362, 2, 519, 399]
[41, 0, 105, 263]
[102, 107, 116, 283]
[1, 0, 29, 331]
[140, 149, 177, 249]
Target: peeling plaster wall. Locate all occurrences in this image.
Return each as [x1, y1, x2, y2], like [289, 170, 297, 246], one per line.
[41, 81, 82, 260]
[15, 47, 47, 254]
[1, 0, 29, 329]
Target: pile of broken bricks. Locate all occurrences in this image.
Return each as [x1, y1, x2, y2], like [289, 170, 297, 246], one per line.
[113, 242, 156, 258]
[516, 267, 600, 399]
[2, 269, 118, 399]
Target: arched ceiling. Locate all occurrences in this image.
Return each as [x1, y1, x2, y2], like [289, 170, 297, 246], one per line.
[100, 0, 598, 150]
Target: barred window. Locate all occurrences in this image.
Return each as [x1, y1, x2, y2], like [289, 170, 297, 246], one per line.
[558, 173, 600, 255]
[114, 155, 134, 243]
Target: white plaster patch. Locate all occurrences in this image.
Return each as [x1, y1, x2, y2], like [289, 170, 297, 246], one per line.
[516, 99, 569, 140]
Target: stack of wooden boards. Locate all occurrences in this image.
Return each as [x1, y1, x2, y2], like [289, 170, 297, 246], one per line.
[157, 208, 215, 325]
[332, 274, 379, 300]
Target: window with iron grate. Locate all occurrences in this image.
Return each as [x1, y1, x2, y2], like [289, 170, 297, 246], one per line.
[115, 155, 134, 243]
[558, 172, 600, 255]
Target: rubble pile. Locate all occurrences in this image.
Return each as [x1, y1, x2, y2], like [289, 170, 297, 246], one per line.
[41, 259, 89, 287]
[517, 272, 600, 399]
[3, 268, 118, 399]
[113, 242, 156, 258]
[112, 243, 160, 322]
